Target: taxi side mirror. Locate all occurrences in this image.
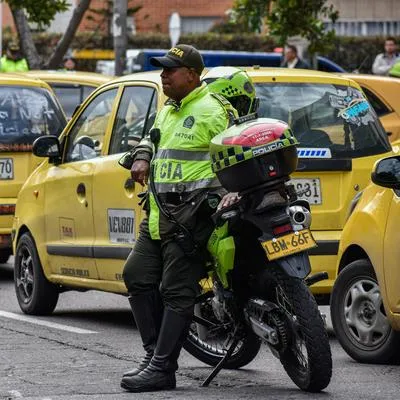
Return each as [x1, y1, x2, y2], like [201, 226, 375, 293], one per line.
[371, 156, 400, 190]
[33, 135, 61, 159]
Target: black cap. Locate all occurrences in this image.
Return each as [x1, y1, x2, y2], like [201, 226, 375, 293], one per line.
[150, 44, 205, 75]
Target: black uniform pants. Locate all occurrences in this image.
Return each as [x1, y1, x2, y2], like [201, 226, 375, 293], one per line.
[123, 216, 213, 316]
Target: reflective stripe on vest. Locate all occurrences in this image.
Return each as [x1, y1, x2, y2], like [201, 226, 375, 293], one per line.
[150, 177, 221, 194]
[156, 148, 211, 162]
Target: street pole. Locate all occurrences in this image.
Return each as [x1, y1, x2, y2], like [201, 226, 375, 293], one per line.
[113, 0, 127, 76]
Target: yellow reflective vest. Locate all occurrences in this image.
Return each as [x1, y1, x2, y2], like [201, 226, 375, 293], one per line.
[148, 83, 236, 239]
[0, 56, 29, 72]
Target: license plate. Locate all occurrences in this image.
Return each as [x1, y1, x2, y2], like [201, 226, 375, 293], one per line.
[291, 178, 321, 205]
[262, 229, 317, 261]
[0, 158, 13, 180]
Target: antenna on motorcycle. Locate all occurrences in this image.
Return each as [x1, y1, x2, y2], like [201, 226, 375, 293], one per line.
[234, 112, 258, 125]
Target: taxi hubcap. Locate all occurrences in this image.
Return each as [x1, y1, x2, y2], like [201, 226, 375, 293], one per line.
[16, 248, 34, 303]
[343, 278, 390, 348]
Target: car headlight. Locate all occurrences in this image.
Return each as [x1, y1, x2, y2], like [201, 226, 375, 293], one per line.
[346, 191, 363, 222]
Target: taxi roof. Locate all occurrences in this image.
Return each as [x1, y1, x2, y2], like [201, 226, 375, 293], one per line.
[103, 67, 359, 89]
[24, 70, 113, 86]
[0, 72, 52, 89]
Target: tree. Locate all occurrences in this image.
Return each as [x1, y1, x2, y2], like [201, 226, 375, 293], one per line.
[231, 0, 339, 55]
[4, 0, 92, 69]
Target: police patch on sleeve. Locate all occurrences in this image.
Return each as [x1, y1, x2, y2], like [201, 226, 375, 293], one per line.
[183, 116, 195, 129]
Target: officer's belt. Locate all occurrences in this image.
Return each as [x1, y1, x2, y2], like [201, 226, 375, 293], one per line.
[159, 192, 192, 206]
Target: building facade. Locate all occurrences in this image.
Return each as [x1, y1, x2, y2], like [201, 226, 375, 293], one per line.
[326, 0, 400, 36]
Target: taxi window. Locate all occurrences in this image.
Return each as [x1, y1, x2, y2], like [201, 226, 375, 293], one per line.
[255, 83, 391, 158]
[51, 84, 97, 119]
[65, 88, 118, 163]
[0, 86, 66, 152]
[360, 86, 391, 117]
[109, 85, 157, 154]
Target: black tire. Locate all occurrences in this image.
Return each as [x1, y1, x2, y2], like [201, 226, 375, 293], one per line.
[330, 259, 400, 364]
[184, 291, 261, 369]
[14, 233, 59, 315]
[0, 249, 11, 264]
[265, 267, 332, 392]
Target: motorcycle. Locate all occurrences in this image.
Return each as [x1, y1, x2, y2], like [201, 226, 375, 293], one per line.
[183, 116, 332, 392]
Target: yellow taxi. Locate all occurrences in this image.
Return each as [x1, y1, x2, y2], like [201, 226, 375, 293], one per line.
[12, 68, 393, 314]
[0, 74, 66, 265]
[342, 74, 400, 145]
[24, 70, 112, 119]
[330, 155, 400, 363]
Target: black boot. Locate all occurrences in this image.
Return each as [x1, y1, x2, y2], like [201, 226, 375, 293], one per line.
[121, 308, 191, 392]
[123, 291, 163, 378]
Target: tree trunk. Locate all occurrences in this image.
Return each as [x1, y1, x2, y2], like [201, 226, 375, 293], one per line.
[46, 0, 92, 69]
[10, 7, 41, 69]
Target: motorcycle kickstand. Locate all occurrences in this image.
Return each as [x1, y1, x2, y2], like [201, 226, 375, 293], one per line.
[201, 326, 241, 387]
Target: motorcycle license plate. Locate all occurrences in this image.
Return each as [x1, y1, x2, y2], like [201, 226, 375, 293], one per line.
[262, 229, 317, 261]
[0, 158, 13, 180]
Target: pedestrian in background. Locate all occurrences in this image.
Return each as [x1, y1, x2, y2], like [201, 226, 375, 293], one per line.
[372, 36, 399, 76]
[62, 56, 77, 71]
[0, 42, 29, 73]
[281, 45, 310, 69]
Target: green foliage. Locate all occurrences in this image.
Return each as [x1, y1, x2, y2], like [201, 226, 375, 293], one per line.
[231, 0, 339, 55]
[231, 0, 270, 33]
[268, 0, 339, 54]
[3, 28, 391, 73]
[5, 0, 70, 27]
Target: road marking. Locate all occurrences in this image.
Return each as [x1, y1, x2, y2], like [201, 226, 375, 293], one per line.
[8, 390, 22, 398]
[0, 311, 97, 334]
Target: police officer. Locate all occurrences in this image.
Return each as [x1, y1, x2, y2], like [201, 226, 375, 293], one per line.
[120, 44, 237, 393]
[0, 42, 29, 73]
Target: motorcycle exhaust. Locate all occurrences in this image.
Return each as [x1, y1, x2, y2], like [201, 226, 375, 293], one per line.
[288, 205, 312, 228]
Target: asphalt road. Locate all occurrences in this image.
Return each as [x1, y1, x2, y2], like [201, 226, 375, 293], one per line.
[1, 260, 400, 400]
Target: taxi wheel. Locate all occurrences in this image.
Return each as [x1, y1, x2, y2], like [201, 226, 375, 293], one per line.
[14, 233, 59, 315]
[331, 259, 400, 364]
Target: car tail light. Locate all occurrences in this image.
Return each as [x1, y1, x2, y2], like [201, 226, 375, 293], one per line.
[0, 204, 15, 215]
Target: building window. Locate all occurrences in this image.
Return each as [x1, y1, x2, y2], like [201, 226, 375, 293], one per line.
[327, 20, 400, 37]
[181, 17, 220, 34]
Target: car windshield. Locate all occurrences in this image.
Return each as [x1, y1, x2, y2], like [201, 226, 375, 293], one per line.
[255, 83, 391, 158]
[0, 86, 66, 151]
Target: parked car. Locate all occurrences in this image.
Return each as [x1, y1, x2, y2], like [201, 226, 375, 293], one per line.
[131, 49, 345, 74]
[24, 70, 112, 119]
[330, 155, 400, 363]
[342, 74, 400, 146]
[0, 74, 66, 264]
[12, 68, 392, 315]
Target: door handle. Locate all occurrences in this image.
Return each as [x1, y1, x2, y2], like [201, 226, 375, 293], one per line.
[76, 183, 88, 207]
[77, 183, 86, 196]
[124, 178, 135, 190]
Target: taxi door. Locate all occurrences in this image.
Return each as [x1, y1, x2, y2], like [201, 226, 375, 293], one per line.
[91, 84, 158, 288]
[43, 87, 119, 279]
[382, 189, 400, 314]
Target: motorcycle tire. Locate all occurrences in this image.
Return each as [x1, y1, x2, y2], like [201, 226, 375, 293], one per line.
[264, 267, 332, 392]
[184, 291, 261, 369]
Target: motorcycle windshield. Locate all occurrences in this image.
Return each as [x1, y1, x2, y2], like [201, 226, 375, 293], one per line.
[0, 86, 66, 152]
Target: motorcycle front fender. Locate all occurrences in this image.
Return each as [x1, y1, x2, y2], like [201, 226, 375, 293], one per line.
[273, 252, 311, 279]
